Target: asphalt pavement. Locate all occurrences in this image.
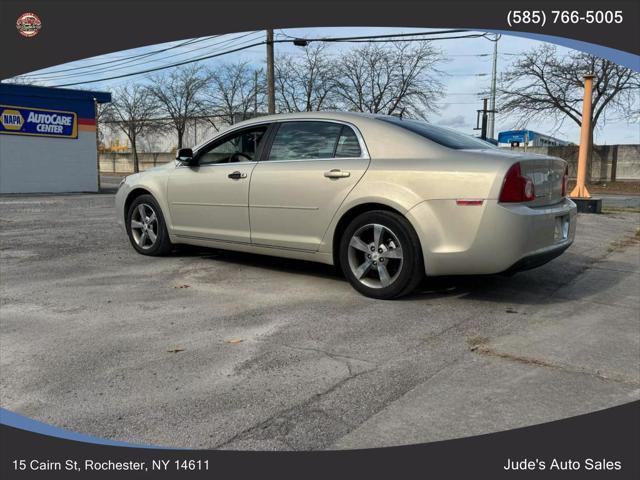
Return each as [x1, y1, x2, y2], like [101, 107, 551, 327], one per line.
[0, 190, 638, 450]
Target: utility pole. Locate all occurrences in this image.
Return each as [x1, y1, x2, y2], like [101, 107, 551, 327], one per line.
[480, 98, 488, 140]
[94, 98, 101, 192]
[474, 98, 493, 141]
[488, 35, 499, 140]
[266, 29, 275, 114]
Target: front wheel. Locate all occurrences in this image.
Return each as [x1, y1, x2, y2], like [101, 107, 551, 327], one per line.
[126, 194, 173, 256]
[339, 210, 424, 299]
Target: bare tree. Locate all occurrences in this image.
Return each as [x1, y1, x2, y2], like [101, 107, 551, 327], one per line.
[95, 102, 109, 150]
[204, 61, 265, 126]
[274, 44, 338, 112]
[334, 42, 444, 118]
[148, 64, 209, 149]
[498, 45, 640, 146]
[102, 84, 160, 173]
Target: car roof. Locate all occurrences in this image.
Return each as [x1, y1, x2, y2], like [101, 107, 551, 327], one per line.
[229, 111, 388, 128]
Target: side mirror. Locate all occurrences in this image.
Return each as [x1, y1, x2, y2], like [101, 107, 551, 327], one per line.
[176, 148, 195, 165]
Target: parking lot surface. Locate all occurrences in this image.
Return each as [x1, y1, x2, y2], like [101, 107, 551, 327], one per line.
[1, 191, 639, 450]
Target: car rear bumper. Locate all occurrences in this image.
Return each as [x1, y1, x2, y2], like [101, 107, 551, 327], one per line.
[501, 241, 572, 274]
[406, 197, 577, 276]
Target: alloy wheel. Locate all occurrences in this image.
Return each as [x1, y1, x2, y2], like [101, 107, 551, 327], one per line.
[130, 203, 158, 250]
[347, 223, 404, 288]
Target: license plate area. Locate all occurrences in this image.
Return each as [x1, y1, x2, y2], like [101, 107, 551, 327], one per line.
[554, 215, 570, 242]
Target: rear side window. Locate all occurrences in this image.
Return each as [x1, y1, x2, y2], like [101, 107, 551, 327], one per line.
[378, 117, 494, 150]
[335, 127, 362, 158]
[267, 121, 361, 161]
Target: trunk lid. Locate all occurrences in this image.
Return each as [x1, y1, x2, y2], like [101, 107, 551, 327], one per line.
[460, 149, 567, 206]
[518, 156, 566, 206]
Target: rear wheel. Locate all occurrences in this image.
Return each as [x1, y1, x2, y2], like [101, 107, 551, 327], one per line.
[126, 194, 173, 256]
[339, 210, 424, 299]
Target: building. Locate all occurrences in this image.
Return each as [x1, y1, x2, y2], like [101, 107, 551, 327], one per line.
[497, 130, 571, 148]
[0, 84, 111, 194]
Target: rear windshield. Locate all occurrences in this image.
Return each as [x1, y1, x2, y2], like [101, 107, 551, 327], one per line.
[378, 117, 495, 150]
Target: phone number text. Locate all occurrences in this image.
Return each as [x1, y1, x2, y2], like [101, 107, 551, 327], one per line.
[507, 10, 623, 28]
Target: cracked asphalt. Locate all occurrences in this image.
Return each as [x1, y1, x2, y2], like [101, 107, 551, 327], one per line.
[1, 190, 639, 450]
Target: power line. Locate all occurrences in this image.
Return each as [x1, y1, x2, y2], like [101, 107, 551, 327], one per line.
[50, 41, 268, 87]
[279, 29, 479, 42]
[27, 36, 218, 77]
[30, 32, 264, 81]
[447, 53, 492, 57]
[26, 32, 263, 81]
[277, 28, 519, 56]
[322, 33, 490, 43]
[30, 35, 252, 80]
[446, 73, 490, 77]
[28, 39, 227, 81]
[46, 29, 480, 83]
[49, 30, 493, 88]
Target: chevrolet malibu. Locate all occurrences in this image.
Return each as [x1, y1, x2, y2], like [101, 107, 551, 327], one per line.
[115, 112, 577, 299]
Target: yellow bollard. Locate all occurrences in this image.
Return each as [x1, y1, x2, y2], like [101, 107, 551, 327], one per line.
[570, 74, 596, 199]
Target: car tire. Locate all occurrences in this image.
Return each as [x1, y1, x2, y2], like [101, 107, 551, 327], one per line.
[339, 210, 424, 299]
[126, 194, 173, 256]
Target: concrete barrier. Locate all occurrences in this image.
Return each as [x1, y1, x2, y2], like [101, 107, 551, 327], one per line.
[509, 145, 640, 181]
[100, 145, 640, 181]
[99, 152, 175, 174]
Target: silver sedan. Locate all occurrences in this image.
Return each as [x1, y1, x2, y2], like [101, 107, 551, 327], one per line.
[116, 112, 577, 299]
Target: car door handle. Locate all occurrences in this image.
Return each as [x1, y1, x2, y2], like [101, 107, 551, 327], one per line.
[228, 171, 247, 180]
[324, 169, 351, 179]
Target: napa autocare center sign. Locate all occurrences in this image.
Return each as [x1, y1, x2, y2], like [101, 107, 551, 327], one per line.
[0, 105, 77, 138]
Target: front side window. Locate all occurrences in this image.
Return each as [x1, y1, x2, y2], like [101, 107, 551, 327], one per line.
[198, 126, 268, 165]
[268, 121, 360, 161]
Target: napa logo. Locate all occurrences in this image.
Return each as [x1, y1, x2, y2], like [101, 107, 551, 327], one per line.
[0, 105, 77, 138]
[1, 109, 24, 130]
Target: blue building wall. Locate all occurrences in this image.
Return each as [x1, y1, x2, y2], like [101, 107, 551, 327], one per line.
[0, 84, 111, 193]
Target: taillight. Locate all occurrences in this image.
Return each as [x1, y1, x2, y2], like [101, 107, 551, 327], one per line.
[499, 162, 535, 203]
[561, 165, 569, 197]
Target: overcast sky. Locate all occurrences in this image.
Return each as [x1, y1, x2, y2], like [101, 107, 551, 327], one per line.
[14, 27, 640, 145]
